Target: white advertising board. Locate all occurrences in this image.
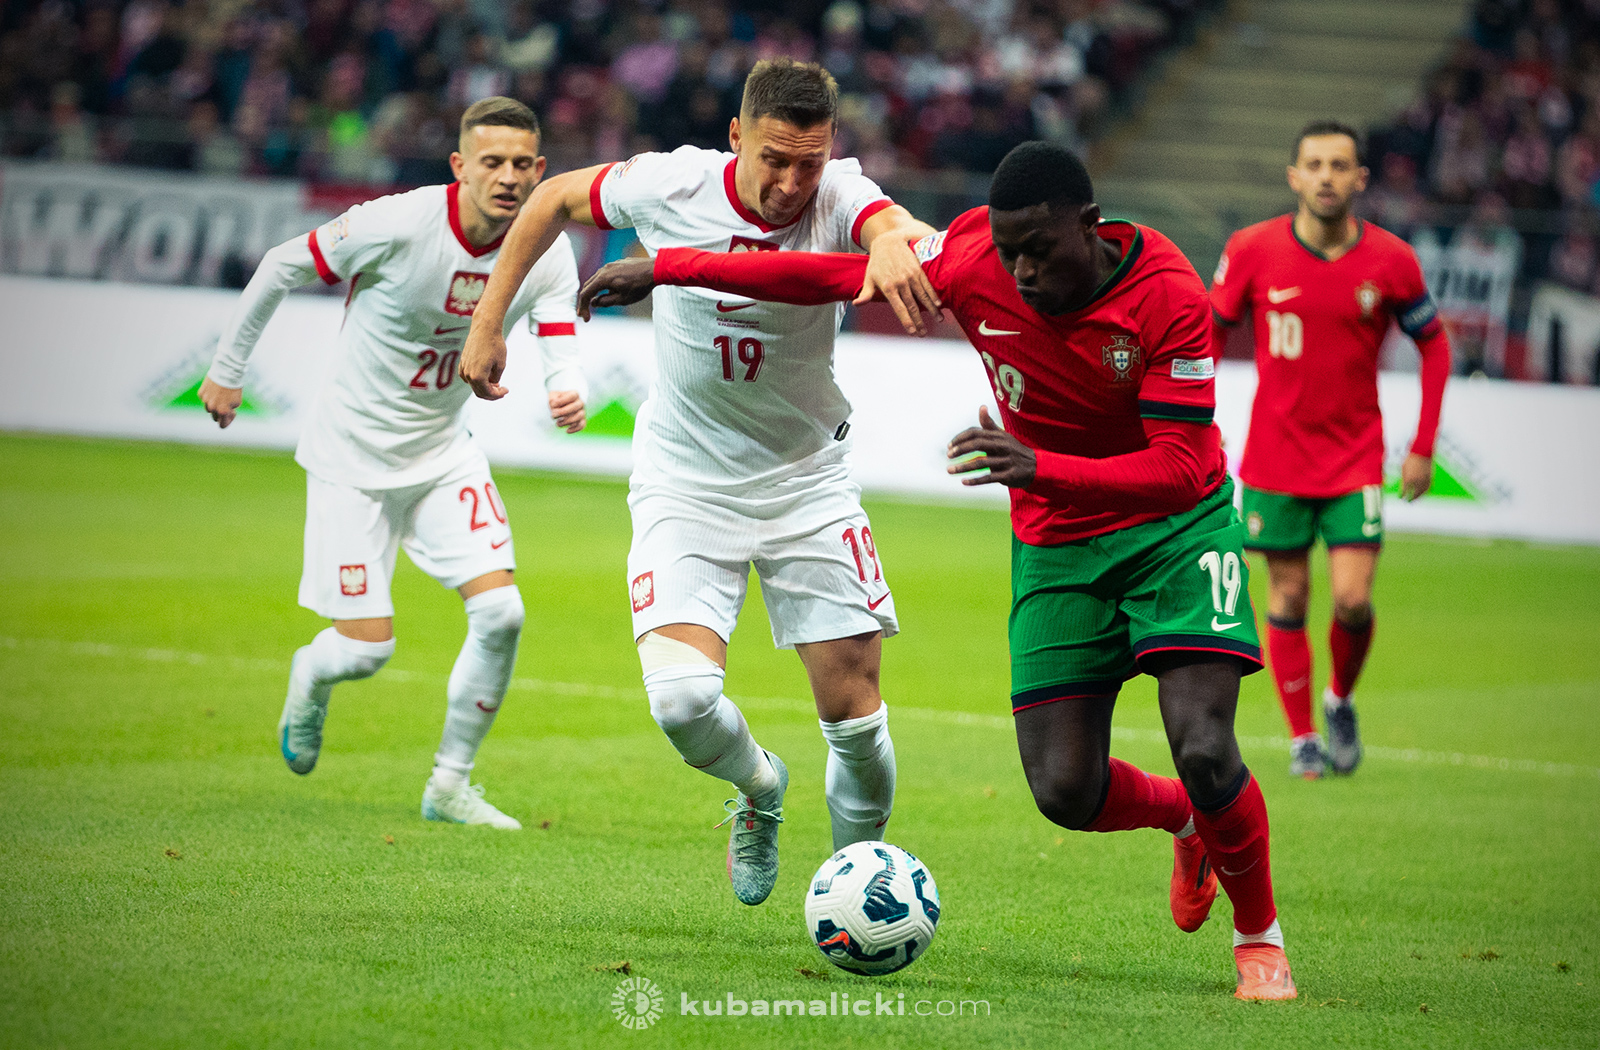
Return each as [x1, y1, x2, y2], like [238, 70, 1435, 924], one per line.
[1, 275, 1595, 545]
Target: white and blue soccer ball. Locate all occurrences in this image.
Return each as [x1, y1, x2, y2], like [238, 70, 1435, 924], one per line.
[804, 840, 940, 976]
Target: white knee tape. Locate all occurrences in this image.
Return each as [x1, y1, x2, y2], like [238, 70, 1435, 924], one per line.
[637, 631, 719, 675]
[465, 585, 525, 643]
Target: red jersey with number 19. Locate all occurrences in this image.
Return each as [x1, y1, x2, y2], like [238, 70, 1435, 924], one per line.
[1210, 216, 1445, 498]
[916, 208, 1227, 545]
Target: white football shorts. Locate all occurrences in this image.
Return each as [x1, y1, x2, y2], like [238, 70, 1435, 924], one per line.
[299, 449, 515, 620]
[625, 480, 899, 649]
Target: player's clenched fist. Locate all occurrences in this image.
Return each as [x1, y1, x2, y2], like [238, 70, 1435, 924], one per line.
[577, 258, 657, 319]
[198, 376, 243, 429]
[459, 326, 510, 400]
[947, 405, 1036, 488]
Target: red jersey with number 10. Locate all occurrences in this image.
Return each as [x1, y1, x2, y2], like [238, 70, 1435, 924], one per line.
[1210, 216, 1443, 498]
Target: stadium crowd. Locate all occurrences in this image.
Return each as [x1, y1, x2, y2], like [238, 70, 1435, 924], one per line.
[1365, 0, 1600, 301]
[0, 0, 1214, 182]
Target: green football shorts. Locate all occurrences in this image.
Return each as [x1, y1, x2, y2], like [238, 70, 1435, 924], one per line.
[1240, 484, 1384, 552]
[1009, 478, 1264, 714]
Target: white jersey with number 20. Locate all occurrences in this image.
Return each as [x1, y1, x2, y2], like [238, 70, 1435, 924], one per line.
[590, 147, 893, 501]
[208, 182, 584, 491]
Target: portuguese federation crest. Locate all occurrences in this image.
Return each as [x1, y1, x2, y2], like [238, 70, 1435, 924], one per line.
[1102, 334, 1142, 382]
[1355, 280, 1381, 319]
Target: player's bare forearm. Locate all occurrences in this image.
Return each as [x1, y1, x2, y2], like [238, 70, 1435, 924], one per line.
[462, 169, 600, 399]
[858, 207, 941, 336]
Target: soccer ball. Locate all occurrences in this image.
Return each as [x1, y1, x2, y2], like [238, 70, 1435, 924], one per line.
[804, 841, 940, 976]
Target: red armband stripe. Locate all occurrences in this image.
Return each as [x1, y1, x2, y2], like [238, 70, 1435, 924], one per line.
[537, 322, 576, 337]
[307, 230, 339, 285]
[589, 163, 618, 231]
[851, 199, 895, 247]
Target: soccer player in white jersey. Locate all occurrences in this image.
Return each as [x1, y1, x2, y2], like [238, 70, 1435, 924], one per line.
[198, 97, 587, 829]
[460, 60, 940, 905]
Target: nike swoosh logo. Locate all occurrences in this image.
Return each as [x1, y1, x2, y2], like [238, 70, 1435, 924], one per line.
[1220, 858, 1260, 877]
[868, 592, 891, 610]
[716, 300, 756, 313]
[1211, 616, 1241, 631]
[978, 320, 1020, 336]
[475, 701, 501, 712]
[490, 538, 510, 549]
[1283, 676, 1309, 693]
[1265, 287, 1301, 304]
[433, 323, 470, 334]
[874, 818, 889, 828]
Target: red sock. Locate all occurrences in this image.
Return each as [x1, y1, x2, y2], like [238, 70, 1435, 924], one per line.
[1266, 619, 1315, 737]
[1086, 757, 1192, 835]
[1328, 614, 1375, 699]
[1190, 773, 1277, 936]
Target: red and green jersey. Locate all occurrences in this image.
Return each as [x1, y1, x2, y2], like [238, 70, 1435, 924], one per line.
[914, 208, 1225, 544]
[1210, 215, 1448, 498]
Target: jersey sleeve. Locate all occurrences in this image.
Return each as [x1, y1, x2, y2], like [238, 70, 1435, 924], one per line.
[306, 195, 404, 284]
[813, 158, 896, 251]
[909, 228, 956, 301]
[1389, 245, 1443, 340]
[523, 234, 585, 397]
[1207, 231, 1250, 326]
[1138, 276, 1217, 424]
[589, 148, 705, 235]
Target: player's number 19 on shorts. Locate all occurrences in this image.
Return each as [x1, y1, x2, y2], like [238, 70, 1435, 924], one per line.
[1198, 550, 1244, 619]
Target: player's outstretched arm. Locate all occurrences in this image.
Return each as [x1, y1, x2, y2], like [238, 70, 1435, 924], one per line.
[577, 246, 875, 319]
[461, 165, 608, 401]
[857, 206, 941, 336]
[202, 236, 323, 428]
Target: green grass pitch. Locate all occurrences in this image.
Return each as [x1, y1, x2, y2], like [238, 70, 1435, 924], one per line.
[1, 432, 1596, 1049]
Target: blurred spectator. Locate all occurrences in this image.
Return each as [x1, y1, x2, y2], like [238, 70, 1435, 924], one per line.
[48, 82, 97, 164]
[1549, 230, 1597, 294]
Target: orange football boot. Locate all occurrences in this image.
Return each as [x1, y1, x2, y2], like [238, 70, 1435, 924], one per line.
[1170, 832, 1217, 932]
[1233, 943, 1298, 1000]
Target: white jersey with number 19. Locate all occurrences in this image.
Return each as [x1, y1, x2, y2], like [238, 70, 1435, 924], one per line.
[207, 181, 584, 491]
[589, 146, 893, 501]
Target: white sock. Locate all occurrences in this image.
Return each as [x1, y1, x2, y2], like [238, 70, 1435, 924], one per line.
[433, 586, 524, 778]
[643, 664, 776, 799]
[294, 627, 394, 701]
[1234, 918, 1285, 949]
[819, 703, 896, 849]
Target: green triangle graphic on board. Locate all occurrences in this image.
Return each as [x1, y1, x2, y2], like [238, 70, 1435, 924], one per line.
[1384, 458, 1478, 501]
[581, 398, 636, 438]
[163, 377, 270, 416]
